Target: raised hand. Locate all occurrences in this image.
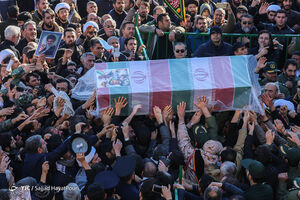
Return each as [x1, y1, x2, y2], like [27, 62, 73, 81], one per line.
[42, 161, 49, 174]
[259, 2, 269, 15]
[248, 121, 255, 135]
[153, 106, 163, 124]
[194, 96, 209, 110]
[255, 57, 267, 73]
[0, 107, 14, 116]
[163, 105, 173, 124]
[101, 107, 114, 126]
[266, 129, 275, 145]
[132, 104, 142, 115]
[114, 96, 128, 116]
[177, 101, 186, 122]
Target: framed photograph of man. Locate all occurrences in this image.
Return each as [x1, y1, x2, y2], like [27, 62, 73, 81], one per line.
[35, 31, 63, 58]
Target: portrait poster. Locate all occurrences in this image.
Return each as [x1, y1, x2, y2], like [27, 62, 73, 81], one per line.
[35, 31, 63, 58]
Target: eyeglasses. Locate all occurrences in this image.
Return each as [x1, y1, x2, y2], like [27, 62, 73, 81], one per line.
[297, 86, 300, 88]
[175, 49, 185, 53]
[242, 21, 252, 25]
[88, 31, 97, 35]
[56, 87, 67, 92]
[105, 25, 115, 28]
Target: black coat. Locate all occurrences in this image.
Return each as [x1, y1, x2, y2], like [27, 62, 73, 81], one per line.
[21, 139, 70, 182]
[0, 39, 21, 59]
[193, 40, 233, 57]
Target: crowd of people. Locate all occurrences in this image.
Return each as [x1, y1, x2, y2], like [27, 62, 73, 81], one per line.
[0, 0, 299, 199]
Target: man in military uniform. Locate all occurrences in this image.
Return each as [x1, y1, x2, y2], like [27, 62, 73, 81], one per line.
[113, 155, 139, 200]
[241, 159, 273, 200]
[260, 61, 290, 98]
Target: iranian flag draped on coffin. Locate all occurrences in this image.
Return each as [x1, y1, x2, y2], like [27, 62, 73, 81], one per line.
[72, 56, 263, 115]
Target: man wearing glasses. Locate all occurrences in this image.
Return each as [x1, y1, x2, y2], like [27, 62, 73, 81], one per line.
[234, 14, 258, 46]
[173, 42, 187, 59]
[76, 21, 99, 52]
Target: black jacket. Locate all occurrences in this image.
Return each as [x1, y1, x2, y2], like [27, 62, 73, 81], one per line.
[0, 39, 21, 59]
[193, 39, 233, 57]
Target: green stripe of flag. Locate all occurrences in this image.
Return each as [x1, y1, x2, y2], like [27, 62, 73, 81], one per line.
[169, 59, 193, 110]
[230, 56, 252, 108]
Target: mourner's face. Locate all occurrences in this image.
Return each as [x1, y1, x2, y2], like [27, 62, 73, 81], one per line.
[125, 39, 137, 53]
[210, 33, 222, 44]
[64, 31, 76, 45]
[264, 84, 278, 99]
[265, 72, 277, 82]
[44, 13, 54, 27]
[174, 44, 187, 59]
[138, 4, 149, 18]
[91, 43, 105, 58]
[258, 33, 270, 47]
[87, 3, 98, 14]
[104, 21, 116, 37]
[283, 0, 293, 10]
[267, 11, 276, 22]
[241, 17, 253, 33]
[275, 13, 287, 27]
[113, 0, 125, 13]
[37, 0, 49, 12]
[57, 8, 69, 21]
[214, 10, 224, 24]
[87, 14, 98, 23]
[24, 24, 37, 41]
[196, 19, 207, 32]
[122, 24, 135, 38]
[108, 39, 120, 49]
[187, 4, 198, 16]
[284, 64, 296, 80]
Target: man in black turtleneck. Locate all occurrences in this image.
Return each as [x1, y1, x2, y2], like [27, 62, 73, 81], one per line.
[60, 28, 84, 65]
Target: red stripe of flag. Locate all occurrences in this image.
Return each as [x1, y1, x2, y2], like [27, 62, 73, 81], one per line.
[149, 60, 172, 111]
[95, 63, 110, 110]
[211, 57, 234, 110]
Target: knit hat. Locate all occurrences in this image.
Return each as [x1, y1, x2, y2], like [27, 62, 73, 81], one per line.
[199, 3, 211, 16]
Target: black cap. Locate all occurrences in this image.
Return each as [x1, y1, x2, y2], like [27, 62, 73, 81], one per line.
[263, 62, 280, 73]
[241, 159, 265, 180]
[113, 155, 136, 177]
[210, 26, 222, 35]
[94, 170, 119, 189]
